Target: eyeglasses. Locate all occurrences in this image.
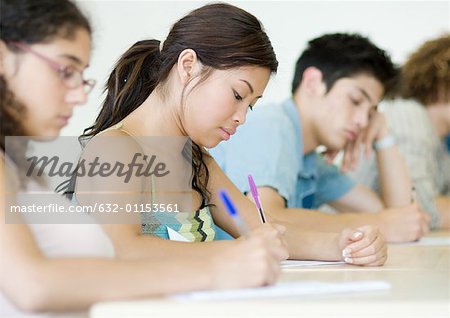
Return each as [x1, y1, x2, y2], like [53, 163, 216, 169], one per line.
[9, 41, 96, 94]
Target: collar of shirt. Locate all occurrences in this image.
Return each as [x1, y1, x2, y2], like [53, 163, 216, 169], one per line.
[281, 98, 318, 180]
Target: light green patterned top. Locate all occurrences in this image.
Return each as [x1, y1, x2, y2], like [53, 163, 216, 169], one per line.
[112, 122, 217, 241]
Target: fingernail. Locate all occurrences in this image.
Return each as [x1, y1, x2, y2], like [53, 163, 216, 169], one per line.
[352, 231, 363, 239]
[344, 257, 353, 264]
[342, 248, 351, 258]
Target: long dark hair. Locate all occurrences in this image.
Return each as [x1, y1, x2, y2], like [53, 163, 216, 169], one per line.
[0, 0, 91, 186]
[80, 3, 278, 208]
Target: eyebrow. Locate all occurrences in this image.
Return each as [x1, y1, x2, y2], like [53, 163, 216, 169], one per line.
[239, 79, 264, 99]
[59, 54, 89, 68]
[356, 87, 374, 105]
[240, 79, 255, 94]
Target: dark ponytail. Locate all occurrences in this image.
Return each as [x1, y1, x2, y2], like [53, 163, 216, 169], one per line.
[79, 40, 213, 207]
[81, 40, 162, 143]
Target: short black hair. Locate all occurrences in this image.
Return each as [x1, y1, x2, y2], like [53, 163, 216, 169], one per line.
[291, 33, 398, 96]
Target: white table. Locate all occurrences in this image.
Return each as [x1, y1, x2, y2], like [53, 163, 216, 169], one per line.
[90, 231, 450, 318]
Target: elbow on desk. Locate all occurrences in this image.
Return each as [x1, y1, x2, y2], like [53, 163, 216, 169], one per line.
[6, 279, 53, 313]
[3, 266, 62, 314]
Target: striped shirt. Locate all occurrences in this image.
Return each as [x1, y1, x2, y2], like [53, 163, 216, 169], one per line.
[350, 99, 450, 229]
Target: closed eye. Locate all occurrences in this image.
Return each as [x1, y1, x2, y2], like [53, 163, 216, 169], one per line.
[234, 89, 256, 111]
[350, 97, 362, 106]
[233, 89, 243, 101]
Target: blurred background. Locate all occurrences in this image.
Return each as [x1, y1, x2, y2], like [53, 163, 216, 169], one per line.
[67, 0, 449, 137]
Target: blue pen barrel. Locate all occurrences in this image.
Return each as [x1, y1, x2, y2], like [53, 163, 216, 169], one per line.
[219, 190, 249, 237]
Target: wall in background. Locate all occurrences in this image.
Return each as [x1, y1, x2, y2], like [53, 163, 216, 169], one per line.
[66, 0, 449, 136]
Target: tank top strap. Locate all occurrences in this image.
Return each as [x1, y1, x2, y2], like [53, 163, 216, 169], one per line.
[150, 175, 157, 205]
[98, 122, 134, 137]
[71, 122, 143, 197]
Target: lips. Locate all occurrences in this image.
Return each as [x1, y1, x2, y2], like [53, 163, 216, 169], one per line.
[220, 127, 236, 141]
[344, 129, 357, 141]
[57, 114, 72, 126]
[222, 127, 236, 136]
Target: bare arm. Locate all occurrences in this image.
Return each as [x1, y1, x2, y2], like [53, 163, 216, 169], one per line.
[1, 223, 214, 312]
[258, 186, 378, 233]
[375, 138, 413, 207]
[0, 158, 209, 312]
[75, 131, 230, 261]
[1, 221, 282, 313]
[329, 184, 383, 213]
[436, 196, 450, 229]
[350, 108, 442, 229]
[98, 223, 233, 261]
[342, 111, 412, 207]
[1, 152, 284, 313]
[259, 186, 427, 243]
[206, 157, 385, 263]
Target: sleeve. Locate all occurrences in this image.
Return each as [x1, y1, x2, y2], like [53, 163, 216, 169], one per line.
[313, 153, 356, 208]
[351, 102, 442, 228]
[388, 105, 441, 229]
[404, 140, 441, 229]
[349, 150, 380, 193]
[436, 144, 450, 196]
[209, 110, 299, 204]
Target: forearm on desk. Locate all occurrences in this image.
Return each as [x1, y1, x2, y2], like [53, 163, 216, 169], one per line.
[410, 180, 442, 229]
[281, 224, 342, 261]
[117, 236, 231, 261]
[268, 207, 379, 233]
[267, 208, 386, 260]
[4, 257, 212, 313]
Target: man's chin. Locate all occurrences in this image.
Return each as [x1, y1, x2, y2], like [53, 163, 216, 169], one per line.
[28, 134, 60, 142]
[324, 141, 345, 152]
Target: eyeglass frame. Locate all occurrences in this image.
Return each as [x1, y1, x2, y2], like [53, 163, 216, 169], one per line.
[9, 41, 96, 94]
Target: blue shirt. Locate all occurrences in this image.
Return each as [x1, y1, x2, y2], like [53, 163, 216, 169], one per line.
[210, 98, 355, 209]
[445, 135, 450, 152]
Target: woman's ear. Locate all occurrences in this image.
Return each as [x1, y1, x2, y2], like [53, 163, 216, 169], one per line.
[301, 66, 327, 97]
[177, 48, 201, 85]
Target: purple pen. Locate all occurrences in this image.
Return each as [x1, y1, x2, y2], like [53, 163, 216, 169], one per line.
[248, 174, 267, 223]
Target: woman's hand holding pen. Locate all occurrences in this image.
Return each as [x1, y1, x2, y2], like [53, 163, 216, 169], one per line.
[338, 225, 387, 266]
[209, 224, 288, 289]
[212, 191, 288, 289]
[243, 223, 289, 261]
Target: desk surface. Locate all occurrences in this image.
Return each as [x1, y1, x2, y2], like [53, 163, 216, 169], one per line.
[90, 231, 450, 318]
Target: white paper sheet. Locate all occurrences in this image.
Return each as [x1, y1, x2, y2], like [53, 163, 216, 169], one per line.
[172, 280, 391, 301]
[167, 226, 191, 242]
[396, 237, 450, 246]
[281, 260, 345, 268]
